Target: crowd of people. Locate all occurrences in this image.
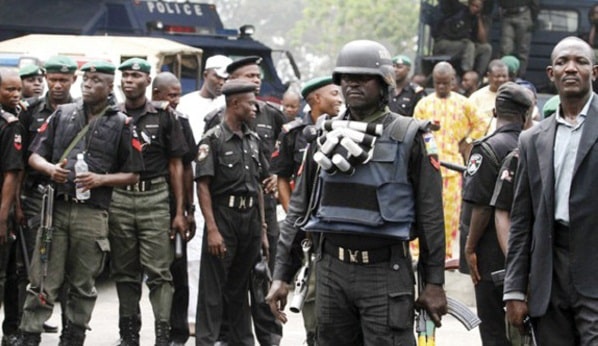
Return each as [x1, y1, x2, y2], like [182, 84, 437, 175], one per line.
[0, 28, 595, 346]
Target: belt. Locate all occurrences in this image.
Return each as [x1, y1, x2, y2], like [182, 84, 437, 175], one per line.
[120, 176, 166, 192]
[501, 6, 529, 15]
[58, 195, 87, 204]
[323, 240, 406, 265]
[214, 195, 256, 210]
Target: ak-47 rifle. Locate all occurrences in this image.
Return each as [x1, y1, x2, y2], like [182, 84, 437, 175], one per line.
[289, 238, 312, 313]
[37, 184, 55, 304]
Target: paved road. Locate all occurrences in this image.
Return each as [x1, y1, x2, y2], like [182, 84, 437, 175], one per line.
[1, 270, 481, 345]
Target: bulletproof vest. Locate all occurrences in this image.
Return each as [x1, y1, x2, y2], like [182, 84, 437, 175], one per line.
[52, 101, 128, 175]
[304, 115, 419, 240]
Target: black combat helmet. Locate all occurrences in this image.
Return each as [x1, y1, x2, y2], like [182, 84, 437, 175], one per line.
[332, 40, 395, 89]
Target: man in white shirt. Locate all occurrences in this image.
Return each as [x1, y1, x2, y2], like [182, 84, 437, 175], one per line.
[176, 54, 231, 335]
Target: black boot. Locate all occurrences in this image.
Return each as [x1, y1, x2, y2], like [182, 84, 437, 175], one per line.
[155, 321, 170, 346]
[58, 321, 86, 346]
[16, 332, 40, 346]
[118, 315, 141, 346]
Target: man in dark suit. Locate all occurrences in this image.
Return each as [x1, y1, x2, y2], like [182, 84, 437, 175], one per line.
[504, 36, 598, 345]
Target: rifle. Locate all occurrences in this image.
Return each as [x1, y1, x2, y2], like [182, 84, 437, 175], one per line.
[37, 184, 55, 305]
[251, 249, 272, 304]
[440, 161, 467, 173]
[416, 267, 436, 346]
[17, 224, 31, 275]
[289, 238, 312, 313]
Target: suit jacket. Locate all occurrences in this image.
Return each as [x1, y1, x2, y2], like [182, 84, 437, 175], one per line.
[504, 94, 598, 317]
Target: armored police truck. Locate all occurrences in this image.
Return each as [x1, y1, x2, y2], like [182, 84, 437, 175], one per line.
[415, 0, 596, 93]
[0, 0, 300, 102]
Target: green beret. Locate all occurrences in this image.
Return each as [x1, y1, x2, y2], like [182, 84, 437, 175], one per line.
[392, 55, 412, 67]
[301, 76, 333, 98]
[542, 95, 560, 118]
[80, 60, 116, 75]
[19, 64, 45, 78]
[501, 55, 520, 75]
[118, 58, 151, 73]
[221, 80, 257, 96]
[44, 55, 77, 74]
[226, 56, 262, 74]
[496, 82, 533, 108]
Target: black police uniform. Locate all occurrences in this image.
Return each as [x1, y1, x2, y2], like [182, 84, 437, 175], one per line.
[271, 114, 313, 182]
[459, 123, 522, 346]
[273, 110, 446, 345]
[109, 100, 188, 338]
[169, 108, 197, 345]
[490, 148, 519, 212]
[195, 121, 270, 346]
[0, 107, 25, 337]
[388, 82, 427, 117]
[205, 99, 286, 345]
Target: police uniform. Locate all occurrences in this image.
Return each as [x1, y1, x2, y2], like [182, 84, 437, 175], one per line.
[168, 108, 197, 345]
[458, 82, 532, 346]
[0, 107, 25, 339]
[108, 58, 189, 345]
[20, 60, 143, 343]
[195, 81, 270, 346]
[206, 56, 285, 345]
[388, 82, 426, 117]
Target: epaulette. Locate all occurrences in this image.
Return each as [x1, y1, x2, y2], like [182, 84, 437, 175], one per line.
[281, 118, 304, 134]
[266, 101, 282, 111]
[412, 83, 424, 94]
[203, 124, 222, 138]
[0, 108, 19, 124]
[204, 107, 224, 124]
[174, 109, 189, 120]
[151, 100, 170, 110]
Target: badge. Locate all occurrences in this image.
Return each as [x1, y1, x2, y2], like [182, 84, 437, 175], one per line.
[197, 144, 210, 162]
[38, 119, 49, 133]
[500, 168, 512, 182]
[14, 134, 22, 151]
[467, 153, 483, 175]
[131, 138, 142, 152]
[423, 132, 438, 156]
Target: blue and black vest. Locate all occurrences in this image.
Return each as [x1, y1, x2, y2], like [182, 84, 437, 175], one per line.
[304, 114, 420, 240]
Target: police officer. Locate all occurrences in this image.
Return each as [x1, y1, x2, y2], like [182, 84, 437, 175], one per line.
[195, 80, 271, 346]
[272, 76, 342, 212]
[459, 82, 533, 346]
[152, 71, 198, 346]
[109, 58, 188, 346]
[270, 76, 342, 346]
[388, 55, 426, 117]
[0, 68, 25, 345]
[16, 55, 78, 338]
[18, 65, 44, 99]
[205, 56, 285, 346]
[267, 40, 447, 345]
[19, 60, 143, 345]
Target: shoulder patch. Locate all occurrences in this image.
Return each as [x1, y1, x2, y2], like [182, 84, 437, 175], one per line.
[14, 133, 22, 151]
[282, 118, 304, 133]
[422, 132, 438, 155]
[197, 144, 210, 162]
[0, 109, 18, 124]
[467, 153, 483, 175]
[414, 85, 424, 93]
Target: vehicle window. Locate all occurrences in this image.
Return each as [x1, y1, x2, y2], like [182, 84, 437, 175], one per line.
[537, 9, 579, 32]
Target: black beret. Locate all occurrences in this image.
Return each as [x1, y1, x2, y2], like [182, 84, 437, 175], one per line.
[222, 80, 258, 96]
[226, 56, 262, 74]
[496, 82, 533, 108]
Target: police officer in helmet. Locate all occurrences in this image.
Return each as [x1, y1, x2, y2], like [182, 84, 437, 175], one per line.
[266, 40, 447, 345]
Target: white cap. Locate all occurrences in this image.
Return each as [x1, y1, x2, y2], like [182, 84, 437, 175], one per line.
[205, 55, 232, 78]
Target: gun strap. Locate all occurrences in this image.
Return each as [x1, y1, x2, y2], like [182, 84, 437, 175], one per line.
[58, 123, 90, 163]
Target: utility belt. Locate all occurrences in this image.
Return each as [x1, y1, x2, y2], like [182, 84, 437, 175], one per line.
[118, 176, 167, 192]
[501, 5, 529, 15]
[213, 194, 256, 211]
[57, 194, 87, 204]
[322, 239, 408, 265]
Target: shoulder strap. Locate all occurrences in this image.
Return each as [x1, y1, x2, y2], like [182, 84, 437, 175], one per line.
[479, 141, 501, 168]
[58, 123, 90, 163]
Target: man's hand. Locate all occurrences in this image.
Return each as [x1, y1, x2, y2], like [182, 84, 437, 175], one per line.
[171, 214, 188, 239]
[206, 226, 226, 258]
[266, 280, 290, 323]
[415, 283, 448, 327]
[506, 300, 528, 334]
[186, 213, 196, 241]
[49, 159, 69, 184]
[74, 171, 105, 191]
[262, 175, 277, 194]
[464, 246, 481, 285]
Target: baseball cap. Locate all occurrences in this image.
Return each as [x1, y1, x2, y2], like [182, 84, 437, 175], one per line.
[205, 55, 232, 78]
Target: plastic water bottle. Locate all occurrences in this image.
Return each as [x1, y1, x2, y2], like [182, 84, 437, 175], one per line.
[75, 153, 90, 200]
